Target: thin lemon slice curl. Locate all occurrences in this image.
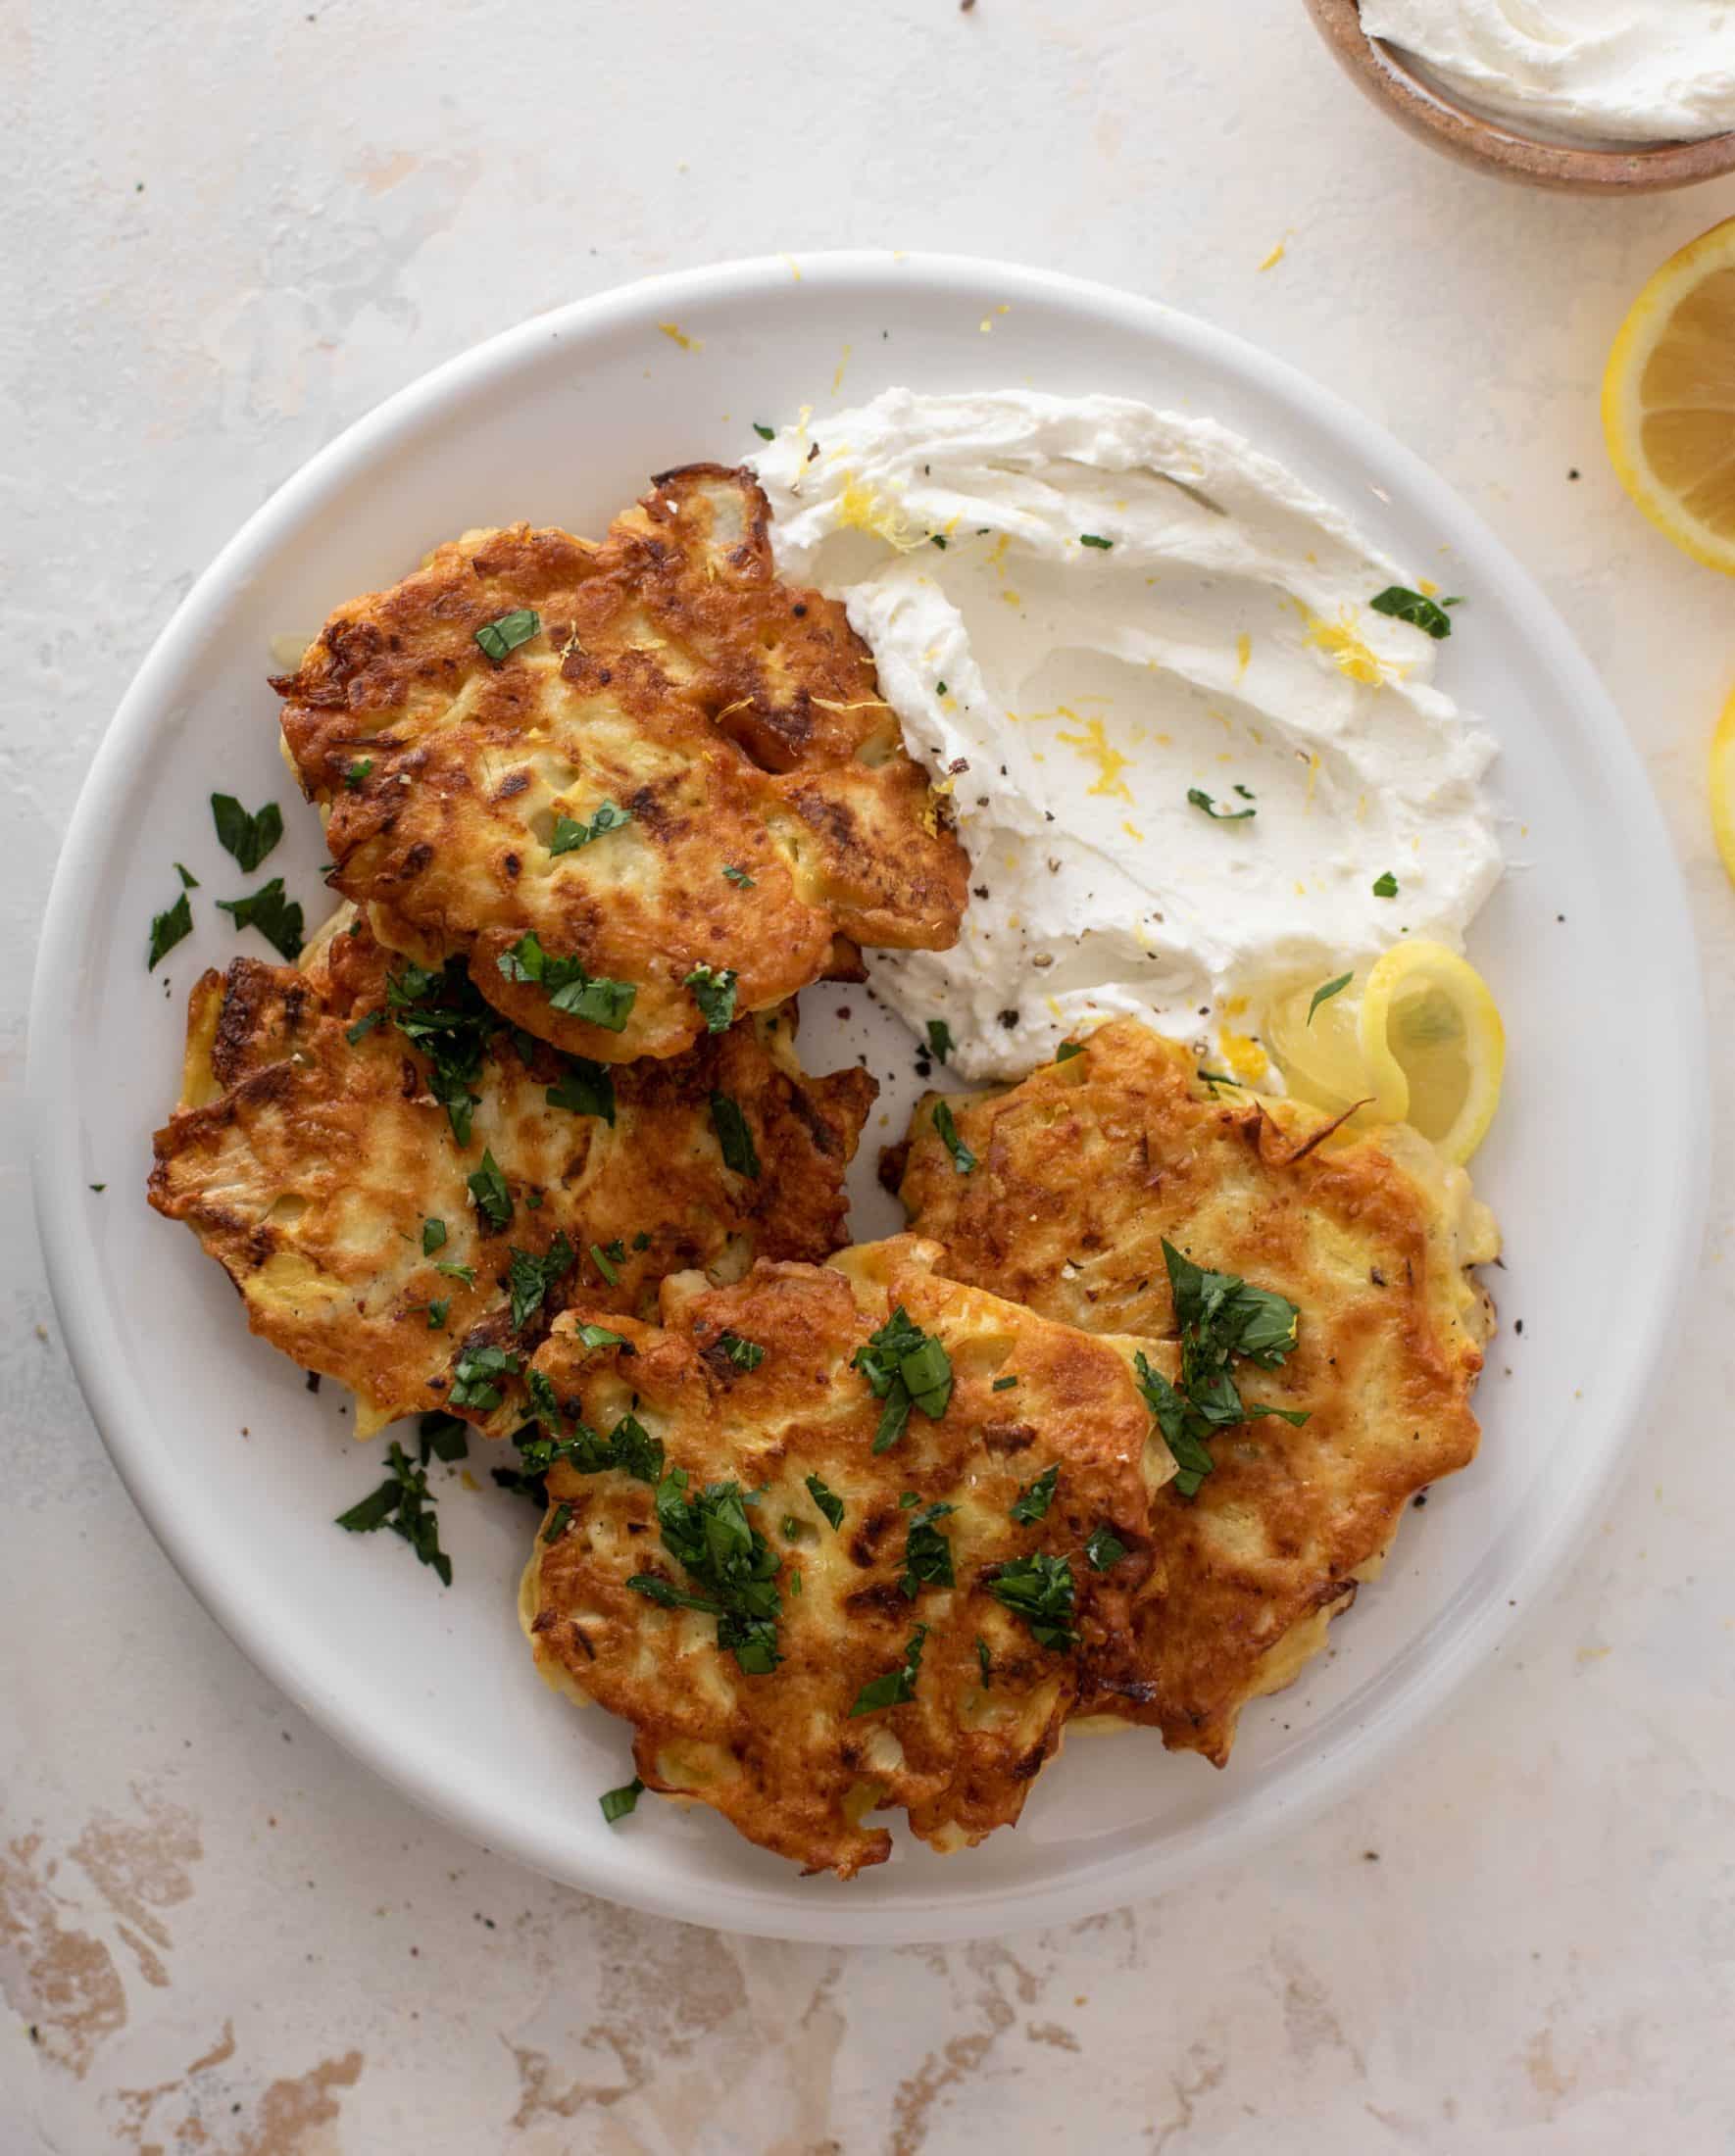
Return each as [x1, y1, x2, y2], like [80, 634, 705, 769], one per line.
[1603, 215, 1735, 577]
[1710, 682, 1735, 889]
[1264, 943, 1505, 1166]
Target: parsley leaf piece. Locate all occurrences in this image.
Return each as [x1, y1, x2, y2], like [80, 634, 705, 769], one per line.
[976, 1637, 993, 1690]
[421, 1217, 447, 1255]
[722, 862, 756, 888]
[1079, 533, 1114, 550]
[853, 1306, 954, 1453]
[345, 1011, 383, 1045]
[849, 1625, 928, 1716]
[174, 861, 199, 889]
[419, 1412, 470, 1464]
[334, 1440, 452, 1586]
[525, 1368, 563, 1431]
[932, 1099, 976, 1175]
[805, 1473, 844, 1531]
[549, 799, 632, 856]
[468, 1150, 513, 1234]
[210, 794, 283, 873]
[1055, 1040, 1084, 1062]
[1307, 972, 1354, 1024]
[147, 891, 193, 970]
[632, 1472, 783, 1675]
[576, 1322, 628, 1350]
[709, 1092, 760, 1178]
[498, 931, 636, 1033]
[1234, 784, 1256, 801]
[608, 1412, 665, 1484]
[1085, 1523, 1129, 1571]
[425, 1298, 450, 1330]
[985, 1552, 1076, 1651]
[434, 1260, 475, 1285]
[992, 1373, 1018, 1392]
[215, 877, 304, 960]
[384, 957, 494, 1146]
[899, 1502, 956, 1597]
[474, 608, 541, 662]
[589, 1242, 620, 1287]
[1010, 1464, 1059, 1526]
[1369, 585, 1455, 640]
[600, 1777, 645, 1824]
[718, 1331, 766, 1371]
[1187, 787, 1256, 823]
[344, 759, 372, 790]
[449, 1344, 522, 1412]
[508, 1235, 575, 1329]
[925, 1018, 954, 1063]
[752, 422, 775, 441]
[685, 963, 739, 1034]
[542, 1501, 573, 1545]
[545, 1055, 617, 1124]
[1372, 870, 1399, 898]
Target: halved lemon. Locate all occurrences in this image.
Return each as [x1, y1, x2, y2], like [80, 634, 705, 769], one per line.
[1264, 942, 1505, 1166]
[1711, 682, 1735, 888]
[1603, 216, 1735, 576]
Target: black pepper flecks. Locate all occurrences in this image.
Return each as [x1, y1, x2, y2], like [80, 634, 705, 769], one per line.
[997, 1009, 1018, 1029]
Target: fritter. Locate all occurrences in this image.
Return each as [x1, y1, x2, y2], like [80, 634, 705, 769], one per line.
[888, 1019, 1498, 1764]
[272, 466, 968, 1063]
[520, 1235, 1176, 1878]
[148, 912, 875, 1440]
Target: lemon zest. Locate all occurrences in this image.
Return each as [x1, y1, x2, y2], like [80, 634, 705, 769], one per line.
[1055, 715, 1133, 803]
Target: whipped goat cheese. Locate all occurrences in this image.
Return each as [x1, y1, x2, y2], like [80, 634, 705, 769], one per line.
[1360, 0, 1735, 146]
[753, 390, 1501, 1083]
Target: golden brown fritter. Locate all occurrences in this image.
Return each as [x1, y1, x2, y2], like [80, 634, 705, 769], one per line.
[148, 914, 875, 1440]
[520, 1236, 1175, 1878]
[272, 466, 968, 1063]
[889, 1019, 1498, 1765]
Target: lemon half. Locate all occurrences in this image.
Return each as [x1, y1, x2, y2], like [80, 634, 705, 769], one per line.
[1604, 216, 1735, 577]
[1264, 942, 1505, 1167]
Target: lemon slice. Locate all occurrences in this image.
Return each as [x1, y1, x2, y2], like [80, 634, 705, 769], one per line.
[1263, 943, 1504, 1165]
[1711, 682, 1735, 889]
[1603, 215, 1735, 576]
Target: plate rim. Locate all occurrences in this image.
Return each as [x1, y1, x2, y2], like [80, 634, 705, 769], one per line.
[27, 249, 1710, 1944]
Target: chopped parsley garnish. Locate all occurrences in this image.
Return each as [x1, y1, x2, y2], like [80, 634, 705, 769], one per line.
[508, 1236, 575, 1328]
[1234, 784, 1256, 801]
[549, 800, 632, 856]
[631, 1230, 652, 1250]
[421, 1217, 447, 1255]
[174, 862, 199, 889]
[932, 1099, 976, 1175]
[545, 1055, 616, 1124]
[210, 793, 283, 873]
[1307, 972, 1353, 1024]
[344, 759, 372, 790]
[513, 1403, 663, 1488]
[589, 1241, 620, 1287]
[473, 608, 541, 662]
[1085, 1523, 1128, 1571]
[929, 533, 948, 550]
[1369, 585, 1459, 640]
[899, 1502, 956, 1597]
[449, 1344, 521, 1413]
[542, 1501, 573, 1544]
[434, 1260, 475, 1285]
[499, 932, 636, 1033]
[805, 1473, 844, 1531]
[985, 1552, 1075, 1651]
[709, 1092, 760, 1178]
[418, 1412, 470, 1463]
[147, 890, 193, 970]
[926, 1018, 954, 1063]
[1055, 1040, 1084, 1062]
[1079, 533, 1114, 550]
[1134, 1239, 1309, 1496]
[600, 1777, 645, 1823]
[685, 963, 739, 1033]
[992, 1373, 1018, 1392]
[384, 957, 494, 1145]
[1009, 1464, 1059, 1526]
[752, 422, 776, 441]
[335, 1441, 452, 1586]
[1196, 1068, 1239, 1092]
[575, 1321, 629, 1350]
[424, 1298, 450, 1330]
[467, 1149, 513, 1233]
[935, 680, 948, 698]
[1187, 787, 1256, 823]
[849, 1625, 927, 1716]
[345, 1011, 383, 1045]
[975, 1637, 993, 1689]
[215, 877, 304, 960]
[718, 1331, 766, 1371]
[628, 1470, 783, 1675]
[852, 1306, 954, 1453]
[1372, 870, 1399, 899]
[722, 863, 756, 888]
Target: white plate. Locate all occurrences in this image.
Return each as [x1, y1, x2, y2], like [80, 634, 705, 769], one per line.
[28, 253, 1707, 1945]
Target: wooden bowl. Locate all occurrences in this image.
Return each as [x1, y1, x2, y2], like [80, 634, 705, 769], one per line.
[1304, 0, 1735, 193]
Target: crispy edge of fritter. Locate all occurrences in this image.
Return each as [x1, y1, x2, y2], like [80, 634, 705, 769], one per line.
[520, 1236, 1175, 1878]
[889, 1018, 1499, 1762]
[270, 467, 967, 1062]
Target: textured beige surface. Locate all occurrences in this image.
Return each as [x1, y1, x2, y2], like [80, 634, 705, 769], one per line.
[6, 1, 1735, 2149]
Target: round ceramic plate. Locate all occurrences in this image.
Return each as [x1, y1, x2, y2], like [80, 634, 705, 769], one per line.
[29, 253, 1706, 1945]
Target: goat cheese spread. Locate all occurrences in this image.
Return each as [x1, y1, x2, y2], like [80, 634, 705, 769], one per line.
[1360, 0, 1735, 146]
[754, 389, 1501, 1083]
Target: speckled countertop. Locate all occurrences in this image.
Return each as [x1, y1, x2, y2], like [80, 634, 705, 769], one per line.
[6, 4, 1735, 2150]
